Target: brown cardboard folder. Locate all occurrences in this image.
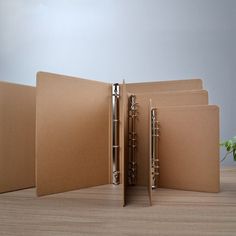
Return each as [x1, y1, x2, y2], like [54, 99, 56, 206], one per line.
[0, 72, 219, 207]
[35, 73, 203, 192]
[157, 105, 220, 193]
[132, 90, 209, 187]
[147, 104, 219, 205]
[36, 72, 112, 196]
[0, 81, 35, 193]
[35, 72, 218, 206]
[126, 78, 202, 93]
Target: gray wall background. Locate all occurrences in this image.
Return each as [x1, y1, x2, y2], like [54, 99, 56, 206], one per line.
[0, 0, 235, 165]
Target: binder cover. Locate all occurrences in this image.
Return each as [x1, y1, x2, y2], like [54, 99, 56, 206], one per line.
[157, 105, 220, 192]
[126, 79, 202, 93]
[0, 82, 35, 193]
[36, 72, 112, 196]
[133, 90, 209, 186]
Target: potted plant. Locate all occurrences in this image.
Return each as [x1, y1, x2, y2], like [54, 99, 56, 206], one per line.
[220, 136, 236, 162]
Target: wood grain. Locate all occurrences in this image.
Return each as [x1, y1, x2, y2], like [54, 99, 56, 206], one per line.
[0, 167, 236, 236]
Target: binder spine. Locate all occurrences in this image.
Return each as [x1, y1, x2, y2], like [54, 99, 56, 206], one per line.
[112, 83, 120, 185]
[128, 95, 138, 185]
[151, 108, 159, 189]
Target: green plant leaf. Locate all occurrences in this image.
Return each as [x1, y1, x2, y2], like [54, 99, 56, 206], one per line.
[220, 136, 236, 162]
[233, 149, 236, 161]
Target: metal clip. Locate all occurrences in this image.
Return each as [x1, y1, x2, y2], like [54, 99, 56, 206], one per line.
[112, 83, 120, 185]
[128, 95, 138, 186]
[151, 108, 159, 189]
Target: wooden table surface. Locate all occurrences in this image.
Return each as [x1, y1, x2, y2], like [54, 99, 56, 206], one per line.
[0, 167, 236, 235]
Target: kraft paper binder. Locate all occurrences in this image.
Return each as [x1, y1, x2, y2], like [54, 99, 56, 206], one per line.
[124, 90, 217, 206]
[156, 105, 220, 192]
[128, 90, 209, 187]
[0, 81, 35, 193]
[36, 72, 113, 196]
[35, 71, 220, 207]
[146, 104, 219, 205]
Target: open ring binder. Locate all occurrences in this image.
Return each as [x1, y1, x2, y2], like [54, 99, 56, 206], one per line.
[151, 108, 159, 189]
[30, 72, 219, 206]
[128, 95, 138, 186]
[112, 83, 120, 185]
